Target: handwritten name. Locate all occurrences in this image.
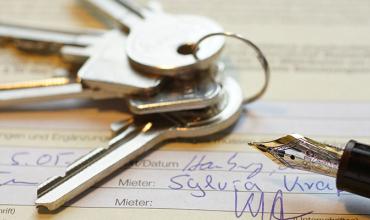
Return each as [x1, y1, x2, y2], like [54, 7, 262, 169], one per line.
[283, 175, 343, 196]
[182, 153, 263, 176]
[169, 153, 313, 219]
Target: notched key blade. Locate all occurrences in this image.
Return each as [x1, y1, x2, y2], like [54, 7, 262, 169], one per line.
[36, 119, 137, 211]
[37, 147, 105, 197]
[36, 147, 106, 210]
[35, 77, 243, 212]
[35, 122, 159, 211]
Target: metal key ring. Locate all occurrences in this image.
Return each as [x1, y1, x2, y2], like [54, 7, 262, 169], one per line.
[192, 32, 270, 105]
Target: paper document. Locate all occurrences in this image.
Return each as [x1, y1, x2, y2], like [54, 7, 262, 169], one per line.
[1, 102, 370, 219]
[0, 0, 370, 219]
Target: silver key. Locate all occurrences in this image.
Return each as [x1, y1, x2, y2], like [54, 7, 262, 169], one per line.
[0, 26, 220, 113]
[78, 30, 223, 113]
[0, 22, 104, 63]
[84, 0, 225, 76]
[0, 26, 161, 106]
[0, 2, 223, 113]
[80, 0, 225, 112]
[128, 64, 223, 114]
[77, 30, 162, 95]
[35, 77, 242, 211]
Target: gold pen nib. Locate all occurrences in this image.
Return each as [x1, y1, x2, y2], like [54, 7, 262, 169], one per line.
[249, 142, 269, 152]
[248, 134, 343, 177]
[248, 135, 298, 167]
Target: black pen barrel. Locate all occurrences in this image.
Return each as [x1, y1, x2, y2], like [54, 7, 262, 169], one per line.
[337, 140, 370, 198]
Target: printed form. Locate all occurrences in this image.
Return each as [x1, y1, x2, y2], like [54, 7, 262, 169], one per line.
[0, 0, 370, 219]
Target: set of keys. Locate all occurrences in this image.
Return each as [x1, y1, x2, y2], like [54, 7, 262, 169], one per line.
[0, 0, 269, 212]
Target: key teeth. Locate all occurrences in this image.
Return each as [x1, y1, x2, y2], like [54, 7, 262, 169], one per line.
[35, 119, 135, 202]
[66, 147, 106, 174]
[36, 147, 107, 199]
[37, 175, 64, 198]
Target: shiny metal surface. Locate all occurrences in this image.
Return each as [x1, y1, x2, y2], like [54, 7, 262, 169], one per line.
[0, 2, 224, 113]
[126, 15, 224, 76]
[192, 32, 270, 105]
[35, 77, 243, 211]
[78, 30, 161, 95]
[129, 65, 222, 114]
[0, 84, 116, 107]
[85, 0, 225, 76]
[0, 30, 162, 106]
[0, 23, 104, 55]
[249, 134, 344, 177]
[82, 0, 149, 32]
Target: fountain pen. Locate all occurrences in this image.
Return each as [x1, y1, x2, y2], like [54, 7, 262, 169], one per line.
[249, 134, 370, 199]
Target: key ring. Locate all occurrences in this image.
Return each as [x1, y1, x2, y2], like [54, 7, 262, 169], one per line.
[192, 32, 270, 105]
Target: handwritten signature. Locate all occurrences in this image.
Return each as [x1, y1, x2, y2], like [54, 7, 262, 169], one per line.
[169, 153, 313, 219]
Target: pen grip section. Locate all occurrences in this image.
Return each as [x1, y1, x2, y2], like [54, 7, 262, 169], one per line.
[337, 140, 370, 198]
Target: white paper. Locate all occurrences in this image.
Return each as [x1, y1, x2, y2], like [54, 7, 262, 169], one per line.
[0, 102, 369, 219]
